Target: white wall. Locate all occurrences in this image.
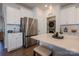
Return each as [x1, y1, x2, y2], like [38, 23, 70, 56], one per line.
[32, 7, 47, 34]
[45, 5, 56, 16]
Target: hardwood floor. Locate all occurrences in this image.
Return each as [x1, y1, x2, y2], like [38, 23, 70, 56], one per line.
[0, 44, 38, 56]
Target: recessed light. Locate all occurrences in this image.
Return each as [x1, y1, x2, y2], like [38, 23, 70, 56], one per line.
[45, 5, 48, 7]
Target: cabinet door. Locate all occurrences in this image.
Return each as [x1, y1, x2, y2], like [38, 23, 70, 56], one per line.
[66, 6, 75, 24]
[60, 9, 67, 25]
[16, 33, 23, 48]
[8, 37, 13, 52]
[76, 7, 79, 24]
[6, 6, 20, 24]
[8, 33, 18, 52]
[7, 33, 22, 52]
[8, 34, 16, 52]
[60, 6, 75, 25]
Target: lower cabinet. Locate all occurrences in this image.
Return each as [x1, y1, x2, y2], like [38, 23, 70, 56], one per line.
[7, 33, 23, 52]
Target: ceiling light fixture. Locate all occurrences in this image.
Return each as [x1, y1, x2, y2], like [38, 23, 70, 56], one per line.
[45, 5, 48, 7]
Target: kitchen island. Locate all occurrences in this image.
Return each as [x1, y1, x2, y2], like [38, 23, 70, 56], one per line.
[31, 33, 79, 56]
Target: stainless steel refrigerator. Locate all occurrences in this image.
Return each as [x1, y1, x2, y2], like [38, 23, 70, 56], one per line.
[20, 17, 38, 48]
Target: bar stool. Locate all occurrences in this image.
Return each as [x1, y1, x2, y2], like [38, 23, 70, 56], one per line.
[33, 46, 53, 56]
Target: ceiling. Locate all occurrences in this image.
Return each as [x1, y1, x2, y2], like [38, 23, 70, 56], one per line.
[19, 3, 71, 10]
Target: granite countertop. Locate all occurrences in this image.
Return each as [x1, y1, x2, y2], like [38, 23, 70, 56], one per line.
[31, 33, 79, 54]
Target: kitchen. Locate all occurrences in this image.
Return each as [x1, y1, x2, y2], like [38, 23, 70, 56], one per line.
[0, 3, 79, 56]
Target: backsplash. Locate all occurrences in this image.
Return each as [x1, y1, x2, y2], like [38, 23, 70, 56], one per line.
[7, 24, 20, 33]
[60, 24, 79, 36]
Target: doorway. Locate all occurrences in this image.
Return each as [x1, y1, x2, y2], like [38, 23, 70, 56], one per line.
[47, 16, 56, 33]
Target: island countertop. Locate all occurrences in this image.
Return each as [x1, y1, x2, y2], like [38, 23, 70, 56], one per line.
[31, 33, 79, 53]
